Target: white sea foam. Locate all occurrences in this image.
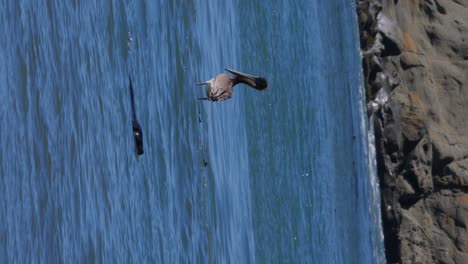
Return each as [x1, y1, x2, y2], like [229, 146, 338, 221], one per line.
[359, 79, 386, 263]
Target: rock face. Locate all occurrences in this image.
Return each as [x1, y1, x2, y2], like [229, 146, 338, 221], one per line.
[357, 0, 468, 263]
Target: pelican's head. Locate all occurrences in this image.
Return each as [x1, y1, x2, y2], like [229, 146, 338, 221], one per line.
[225, 68, 269, 90]
[251, 77, 268, 90]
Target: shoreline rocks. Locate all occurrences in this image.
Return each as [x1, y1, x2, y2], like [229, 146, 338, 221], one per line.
[357, 0, 468, 263]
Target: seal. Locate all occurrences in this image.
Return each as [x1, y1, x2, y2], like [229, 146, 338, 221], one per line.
[129, 75, 144, 156]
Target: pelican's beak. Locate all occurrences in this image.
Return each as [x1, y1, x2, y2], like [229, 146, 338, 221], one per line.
[225, 68, 268, 90]
[225, 68, 260, 79]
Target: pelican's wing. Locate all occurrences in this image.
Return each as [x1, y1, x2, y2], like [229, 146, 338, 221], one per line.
[210, 88, 233, 101]
[196, 77, 214, 86]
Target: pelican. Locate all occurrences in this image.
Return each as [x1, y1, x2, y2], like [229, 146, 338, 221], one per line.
[129, 75, 144, 156]
[197, 68, 268, 101]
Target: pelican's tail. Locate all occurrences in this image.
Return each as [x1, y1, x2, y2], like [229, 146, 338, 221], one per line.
[197, 97, 210, 101]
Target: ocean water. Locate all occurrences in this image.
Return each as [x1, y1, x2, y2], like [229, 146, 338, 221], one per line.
[0, 0, 385, 263]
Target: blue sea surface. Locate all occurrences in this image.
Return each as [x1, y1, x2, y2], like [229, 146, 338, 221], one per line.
[1, 0, 385, 263]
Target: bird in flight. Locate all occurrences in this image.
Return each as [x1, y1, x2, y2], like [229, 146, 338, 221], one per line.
[197, 68, 268, 101]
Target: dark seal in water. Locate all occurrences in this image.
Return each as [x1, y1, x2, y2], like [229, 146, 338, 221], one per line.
[129, 75, 144, 156]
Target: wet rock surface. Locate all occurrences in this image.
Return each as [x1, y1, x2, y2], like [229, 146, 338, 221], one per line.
[357, 0, 468, 263]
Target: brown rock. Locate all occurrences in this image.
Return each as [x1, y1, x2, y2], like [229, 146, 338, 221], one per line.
[400, 52, 424, 70]
[403, 33, 418, 53]
[426, 192, 468, 263]
[357, 0, 468, 263]
[399, 204, 434, 264]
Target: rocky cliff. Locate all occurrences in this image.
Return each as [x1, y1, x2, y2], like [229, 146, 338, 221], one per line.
[357, 0, 468, 263]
